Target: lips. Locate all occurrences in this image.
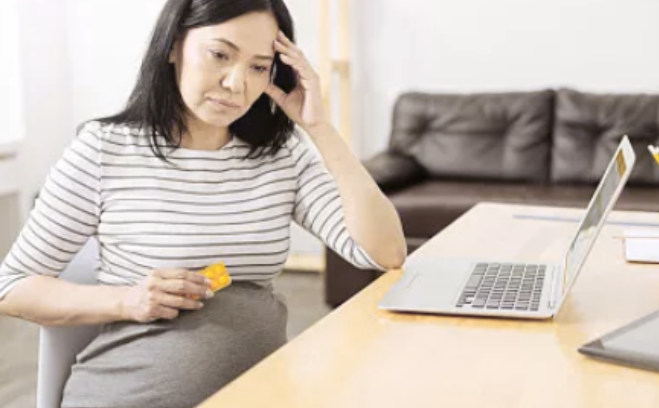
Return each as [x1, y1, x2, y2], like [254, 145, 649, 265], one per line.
[208, 97, 240, 109]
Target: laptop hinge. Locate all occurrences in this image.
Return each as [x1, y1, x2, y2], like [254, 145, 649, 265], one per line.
[548, 265, 561, 309]
[549, 266, 558, 309]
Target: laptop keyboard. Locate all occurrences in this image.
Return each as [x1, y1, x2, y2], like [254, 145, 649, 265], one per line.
[456, 263, 546, 312]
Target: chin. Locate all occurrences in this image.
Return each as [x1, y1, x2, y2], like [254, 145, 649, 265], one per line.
[197, 111, 242, 128]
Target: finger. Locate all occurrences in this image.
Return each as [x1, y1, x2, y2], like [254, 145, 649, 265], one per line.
[277, 31, 297, 49]
[160, 279, 212, 299]
[264, 83, 288, 107]
[276, 42, 314, 74]
[274, 39, 300, 58]
[157, 293, 204, 310]
[274, 36, 317, 79]
[279, 53, 315, 82]
[278, 32, 305, 58]
[154, 269, 210, 286]
[274, 42, 291, 59]
[278, 53, 301, 70]
[152, 305, 179, 321]
[278, 58, 316, 93]
[276, 41, 316, 78]
[152, 268, 189, 280]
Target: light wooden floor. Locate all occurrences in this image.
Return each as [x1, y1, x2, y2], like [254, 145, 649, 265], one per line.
[0, 270, 330, 408]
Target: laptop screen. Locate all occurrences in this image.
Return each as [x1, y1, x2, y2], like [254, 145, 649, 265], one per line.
[562, 145, 631, 295]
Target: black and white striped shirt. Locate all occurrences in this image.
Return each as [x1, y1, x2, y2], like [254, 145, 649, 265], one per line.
[0, 121, 384, 299]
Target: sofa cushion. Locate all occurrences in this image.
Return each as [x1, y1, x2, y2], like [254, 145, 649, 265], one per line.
[389, 91, 554, 182]
[552, 88, 659, 185]
[364, 151, 427, 192]
[389, 180, 659, 239]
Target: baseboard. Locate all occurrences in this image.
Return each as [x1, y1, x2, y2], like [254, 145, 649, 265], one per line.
[284, 253, 325, 273]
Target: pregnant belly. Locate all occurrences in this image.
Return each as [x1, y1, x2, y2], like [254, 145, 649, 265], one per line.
[62, 282, 288, 408]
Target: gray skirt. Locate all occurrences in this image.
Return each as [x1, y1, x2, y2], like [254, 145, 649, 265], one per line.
[61, 281, 288, 408]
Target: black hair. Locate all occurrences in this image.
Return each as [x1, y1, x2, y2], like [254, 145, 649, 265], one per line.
[98, 0, 297, 160]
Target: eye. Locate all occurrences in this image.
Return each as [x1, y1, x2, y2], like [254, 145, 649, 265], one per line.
[252, 65, 270, 74]
[210, 51, 230, 61]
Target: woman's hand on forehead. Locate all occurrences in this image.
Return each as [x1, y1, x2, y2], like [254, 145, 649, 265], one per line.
[264, 31, 329, 133]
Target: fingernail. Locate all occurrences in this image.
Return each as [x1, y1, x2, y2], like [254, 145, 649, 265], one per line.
[205, 278, 212, 285]
[205, 290, 214, 299]
[197, 302, 204, 309]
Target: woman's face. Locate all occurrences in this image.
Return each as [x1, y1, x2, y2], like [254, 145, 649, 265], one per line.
[170, 12, 279, 130]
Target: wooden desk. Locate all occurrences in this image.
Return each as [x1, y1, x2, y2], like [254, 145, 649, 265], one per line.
[198, 203, 659, 408]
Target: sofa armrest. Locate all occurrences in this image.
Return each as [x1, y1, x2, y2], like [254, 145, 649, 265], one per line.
[364, 151, 427, 192]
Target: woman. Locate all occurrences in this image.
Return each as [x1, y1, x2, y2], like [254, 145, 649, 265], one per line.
[0, 0, 406, 406]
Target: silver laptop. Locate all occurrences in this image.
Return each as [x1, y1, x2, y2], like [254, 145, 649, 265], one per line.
[379, 136, 636, 319]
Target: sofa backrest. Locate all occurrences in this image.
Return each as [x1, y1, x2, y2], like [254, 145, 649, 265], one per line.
[389, 91, 554, 182]
[388, 89, 659, 186]
[552, 89, 659, 185]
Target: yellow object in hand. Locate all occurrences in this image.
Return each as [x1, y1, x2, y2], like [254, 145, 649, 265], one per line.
[200, 262, 232, 292]
[649, 145, 659, 166]
[187, 262, 231, 300]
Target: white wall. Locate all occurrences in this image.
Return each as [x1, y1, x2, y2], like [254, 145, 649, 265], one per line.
[353, 0, 659, 158]
[0, 0, 24, 258]
[66, 0, 167, 124]
[0, 0, 24, 145]
[16, 0, 74, 214]
[10, 0, 168, 216]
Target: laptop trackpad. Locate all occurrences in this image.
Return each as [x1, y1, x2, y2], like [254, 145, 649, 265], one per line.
[404, 259, 472, 309]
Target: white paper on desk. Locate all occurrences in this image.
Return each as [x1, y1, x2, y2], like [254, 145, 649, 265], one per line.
[623, 228, 659, 263]
[623, 228, 659, 239]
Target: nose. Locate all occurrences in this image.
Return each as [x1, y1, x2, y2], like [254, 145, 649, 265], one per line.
[220, 66, 245, 94]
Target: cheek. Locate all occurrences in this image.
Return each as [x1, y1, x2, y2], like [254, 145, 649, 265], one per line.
[245, 76, 270, 105]
[177, 53, 215, 104]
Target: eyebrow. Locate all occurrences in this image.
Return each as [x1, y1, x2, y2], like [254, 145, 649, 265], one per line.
[212, 38, 274, 61]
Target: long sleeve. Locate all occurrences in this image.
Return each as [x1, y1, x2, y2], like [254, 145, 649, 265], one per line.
[0, 123, 102, 300]
[289, 135, 386, 271]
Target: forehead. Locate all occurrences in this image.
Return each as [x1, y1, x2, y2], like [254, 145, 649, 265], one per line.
[186, 12, 279, 56]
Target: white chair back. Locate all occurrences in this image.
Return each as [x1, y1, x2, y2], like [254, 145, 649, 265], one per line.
[36, 238, 101, 408]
